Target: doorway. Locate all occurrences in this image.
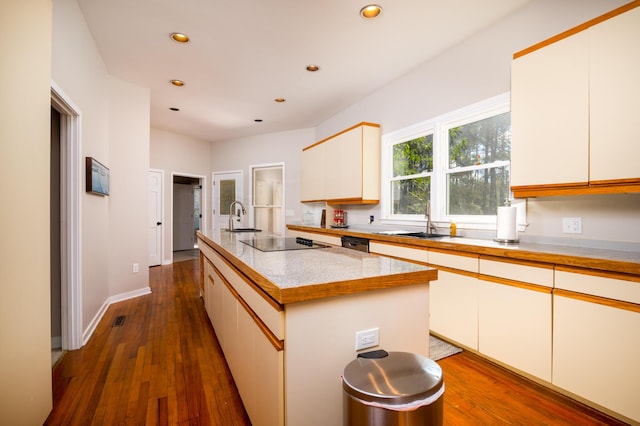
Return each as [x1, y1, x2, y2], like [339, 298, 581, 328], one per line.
[51, 83, 82, 353]
[172, 174, 205, 262]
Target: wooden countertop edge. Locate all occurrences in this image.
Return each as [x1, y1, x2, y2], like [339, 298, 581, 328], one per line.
[197, 232, 437, 305]
[278, 269, 437, 304]
[287, 225, 640, 276]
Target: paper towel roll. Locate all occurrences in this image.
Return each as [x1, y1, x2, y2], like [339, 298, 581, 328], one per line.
[496, 206, 518, 242]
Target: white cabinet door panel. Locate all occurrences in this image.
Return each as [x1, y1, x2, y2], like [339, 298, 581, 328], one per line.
[589, 7, 640, 183]
[553, 295, 640, 423]
[429, 270, 478, 349]
[478, 280, 552, 381]
[511, 32, 589, 187]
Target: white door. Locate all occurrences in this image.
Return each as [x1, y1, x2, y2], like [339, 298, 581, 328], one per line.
[213, 171, 243, 231]
[173, 183, 195, 251]
[149, 170, 163, 266]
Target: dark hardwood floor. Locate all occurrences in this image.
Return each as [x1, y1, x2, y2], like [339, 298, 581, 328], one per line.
[45, 259, 627, 425]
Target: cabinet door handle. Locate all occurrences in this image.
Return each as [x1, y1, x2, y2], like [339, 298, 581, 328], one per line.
[157, 221, 162, 226]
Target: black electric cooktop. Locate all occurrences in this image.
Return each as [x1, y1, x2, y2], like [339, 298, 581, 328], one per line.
[240, 237, 330, 252]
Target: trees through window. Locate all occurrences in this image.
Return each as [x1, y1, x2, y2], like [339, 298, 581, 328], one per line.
[383, 93, 512, 226]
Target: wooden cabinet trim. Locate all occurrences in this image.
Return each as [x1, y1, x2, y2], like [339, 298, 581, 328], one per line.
[555, 265, 640, 284]
[213, 264, 285, 352]
[512, 182, 640, 198]
[430, 247, 479, 260]
[480, 255, 554, 270]
[303, 122, 380, 151]
[430, 264, 478, 279]
[554, 288, 640, 314]
[513, 0, 640, 59]
[326, 198, 379, 205]
[479, 274, 552, 294]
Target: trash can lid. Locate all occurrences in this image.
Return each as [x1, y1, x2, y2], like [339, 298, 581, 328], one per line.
[342, 351, 443, 406]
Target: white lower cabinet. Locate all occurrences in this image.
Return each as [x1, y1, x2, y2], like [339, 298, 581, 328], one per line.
[553, 268, 640, 423]
[429, 270, 479, 350]
[201, 248, 284, 426]
[428, 250, 479, 350]
[478, 257, 553, 382]
[477, 280, 552, 381]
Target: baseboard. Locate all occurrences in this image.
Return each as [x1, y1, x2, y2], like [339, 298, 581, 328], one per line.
[51, 335, 62, 349]
[82, 286, 152, 346]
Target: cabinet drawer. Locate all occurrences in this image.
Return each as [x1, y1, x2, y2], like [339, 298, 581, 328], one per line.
[480, 257, 553, 288]
[555, 267, 640, 304]
[370, 242, 427, 264]
[429, 249, 478, 273]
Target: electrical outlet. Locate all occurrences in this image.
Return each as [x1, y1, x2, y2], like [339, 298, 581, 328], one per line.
[133, 263, 139, 273]
[562, 217, 582, 234]
[355, 328, 379, 350]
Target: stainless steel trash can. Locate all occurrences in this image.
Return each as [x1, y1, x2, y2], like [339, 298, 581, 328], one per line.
[342, 350, 444, 426]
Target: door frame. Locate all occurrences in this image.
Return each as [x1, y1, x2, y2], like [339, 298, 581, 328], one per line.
[170, 172, 206, 262]
[51, 82, 83, 350]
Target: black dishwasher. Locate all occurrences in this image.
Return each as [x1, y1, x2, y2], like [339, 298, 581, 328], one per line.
[341, 236, 370, 253]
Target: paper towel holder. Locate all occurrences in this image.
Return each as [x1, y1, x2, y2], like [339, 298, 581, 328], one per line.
[494, 198, 519, 244]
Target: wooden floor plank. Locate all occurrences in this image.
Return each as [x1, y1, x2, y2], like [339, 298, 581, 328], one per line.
[45, 259, 627, 425]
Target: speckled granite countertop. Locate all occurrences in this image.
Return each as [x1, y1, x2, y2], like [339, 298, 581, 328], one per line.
[287, 225, 640, 276]
[197, 230, 437, 304]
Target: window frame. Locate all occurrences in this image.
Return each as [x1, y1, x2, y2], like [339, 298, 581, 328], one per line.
[381, 92, 524, 230]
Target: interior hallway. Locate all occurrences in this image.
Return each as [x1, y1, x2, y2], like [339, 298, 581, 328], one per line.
[45, 259, 625, 425]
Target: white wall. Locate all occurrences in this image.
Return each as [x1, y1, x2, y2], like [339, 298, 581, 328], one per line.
[0, 1, 53, 423]
[53, 0, 110, 326]
[53, 0, 151, 332]
[209, 127, 316, 227]
[108, 76, 151, 295]
[150, 127, 212, 263]
[311, 0, 639, 245]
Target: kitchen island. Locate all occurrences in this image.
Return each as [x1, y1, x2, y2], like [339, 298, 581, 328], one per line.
[196, 230, 437, 426]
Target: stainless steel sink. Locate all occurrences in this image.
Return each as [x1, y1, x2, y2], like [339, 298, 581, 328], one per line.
[225, 228, 262, 233]
[402, 232, 449, 238]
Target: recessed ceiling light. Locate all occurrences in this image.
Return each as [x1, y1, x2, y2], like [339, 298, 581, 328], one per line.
[169, 107, 180, 111]
[306, 65, 320, 72]
[170, 33, 190, 43]
[274, 98, 286, 103]
[360, 4, 382, 19]
[170, 80, 185, 87]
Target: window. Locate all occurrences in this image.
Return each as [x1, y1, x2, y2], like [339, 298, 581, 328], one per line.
[382, 93, 516, 229]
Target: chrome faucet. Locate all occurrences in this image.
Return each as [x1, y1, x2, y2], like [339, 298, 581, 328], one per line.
[228, 200, 246, 232]
[425, 200, 437, 235]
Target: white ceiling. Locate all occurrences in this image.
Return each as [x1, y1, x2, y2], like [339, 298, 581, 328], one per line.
[77, 0, 532, 143]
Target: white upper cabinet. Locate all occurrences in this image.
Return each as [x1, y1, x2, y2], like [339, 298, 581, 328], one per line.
[511, 32, 589, 189]
[300, 122, 380, 204]
[300, 141, 326, 202]
[589, 6, 640, 184]
[510, 3, 640, 197]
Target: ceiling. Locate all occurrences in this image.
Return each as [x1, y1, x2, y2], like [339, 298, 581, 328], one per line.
[77, 0, 532, 143]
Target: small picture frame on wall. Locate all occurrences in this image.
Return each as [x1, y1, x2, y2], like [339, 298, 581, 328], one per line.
[86, 156, 110, 196]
